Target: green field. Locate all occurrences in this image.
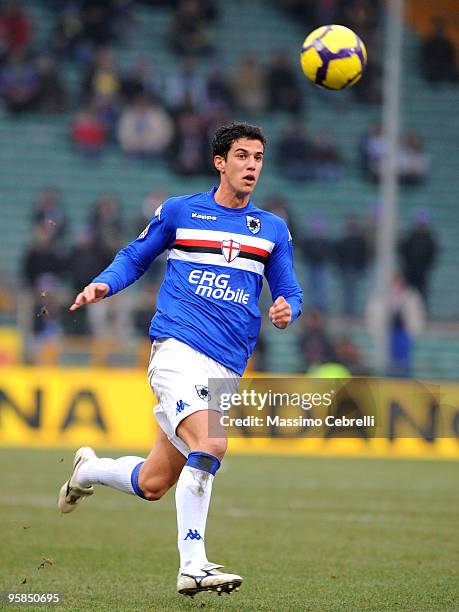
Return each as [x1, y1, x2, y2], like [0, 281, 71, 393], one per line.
[0, 449, 457, 612]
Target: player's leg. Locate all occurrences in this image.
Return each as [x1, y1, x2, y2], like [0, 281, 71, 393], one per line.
[58, 429, 184, 513]
[175, 409, 226, 570]
[137, 429, 186, 500]
[174, 410, 242, 596]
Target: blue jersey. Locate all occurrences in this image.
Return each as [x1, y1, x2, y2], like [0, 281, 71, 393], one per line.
[93, 187, 302, 375]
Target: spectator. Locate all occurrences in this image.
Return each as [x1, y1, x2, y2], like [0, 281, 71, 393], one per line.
[334, 216, 369, 317]
[201, 102, 231, 148]
[419, 19, 458, 83]
[89, 192, 123, 256]
[398, 132, 429, 186]
[32, 186, 67, 243]
[71, 104, 107, 156]
[275, 0, 316, 24]
[22, 222, 64, 289]
[353, 58, 382, 105]
[300, 309, 336, 371]
[399, 207, 438, 310]
[49, 4, 85, 61]
[80, 0, 115, 48]
[0, 1, 32, 56]
[366, 272, 426, 378]
[334, 336, 371, 376]
[341, 0, 379, 46]
[301, 213, 332, 312]
[0, 49, 39, 113]
[117, 93, 174, 157]
[264, 195, 294, 228]
[359, 123, 384, 182]
[276, 122, 315, 181]
[36, 52, 67, 113]
[312, 131, 343, 182]
[81, 46, 121, 105]
[28, 273, 62, 365]
[165, 58, 205, 113]
[92, 93, 120, 140]
[267, 51, 302, 114]
[204, 67, 233, 111]
[66, 224, 132, 344]
[168, 0, 214, 57]
[170, 110, 210, 175]
[231, 54, 267, 113]
[360, 127, 428, 185]
[65, 224, 113, 335]
[121, 56, 162, 103]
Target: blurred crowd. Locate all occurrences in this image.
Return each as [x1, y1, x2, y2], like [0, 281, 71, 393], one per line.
[0, 0, 453, 374]
[18, 185, 438, 377]
[0, 0, 386, 181]
[0, 1, 450, 185]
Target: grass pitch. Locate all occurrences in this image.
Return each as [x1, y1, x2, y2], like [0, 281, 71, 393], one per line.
[0, 449, 457, 612]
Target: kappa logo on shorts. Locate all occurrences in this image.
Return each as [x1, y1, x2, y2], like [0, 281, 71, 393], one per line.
[176, 399, 190, 414]
[195, 385, 210, 401]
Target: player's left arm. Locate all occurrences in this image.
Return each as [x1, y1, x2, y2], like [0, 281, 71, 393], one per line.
[265, 220, 303, 329]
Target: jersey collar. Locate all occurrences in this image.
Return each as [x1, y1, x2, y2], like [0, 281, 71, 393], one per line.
[208, 187, 255, 213]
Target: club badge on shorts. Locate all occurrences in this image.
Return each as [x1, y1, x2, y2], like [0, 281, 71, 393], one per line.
[246, 215, 261, 234]
[195, 385, 211, 401]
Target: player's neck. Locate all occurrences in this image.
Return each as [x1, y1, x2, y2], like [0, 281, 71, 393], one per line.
[214, 184, 250, 209]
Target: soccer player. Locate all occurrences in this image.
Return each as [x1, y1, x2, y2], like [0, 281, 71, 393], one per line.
[58, 122, 302, 597]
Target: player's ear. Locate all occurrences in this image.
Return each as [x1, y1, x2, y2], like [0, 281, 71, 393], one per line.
[214, 155, 225, 173]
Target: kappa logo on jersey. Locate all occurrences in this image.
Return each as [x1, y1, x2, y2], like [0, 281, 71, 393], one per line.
[176, 399, 190, 414]
[246, 215, 261, 234]
[188, 270, 250, 304]
[221, 239, 240, 263]
[191, 212, 217, 221]
[154, 204, 163, 220]
[195, 385, 210, 401]
[138, 223, 150, 239]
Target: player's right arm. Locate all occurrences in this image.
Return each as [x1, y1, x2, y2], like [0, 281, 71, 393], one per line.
[69, 198, 178, 310]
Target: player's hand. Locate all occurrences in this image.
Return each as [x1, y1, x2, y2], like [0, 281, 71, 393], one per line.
[269, 296, 292, 329]
[69, 283, 110, 311]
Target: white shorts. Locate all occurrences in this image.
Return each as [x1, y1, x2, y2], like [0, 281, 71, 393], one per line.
[148, 337, 240, 457]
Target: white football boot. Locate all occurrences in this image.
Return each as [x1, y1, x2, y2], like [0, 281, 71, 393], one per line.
[58, 447, 96, 514]
[177, 562, 243, 597]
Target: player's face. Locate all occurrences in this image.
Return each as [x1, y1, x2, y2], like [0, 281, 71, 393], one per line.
[216, 138, 264, 196]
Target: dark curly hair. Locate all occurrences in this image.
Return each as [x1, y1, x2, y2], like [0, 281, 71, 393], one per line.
[211, 122, 267, 160]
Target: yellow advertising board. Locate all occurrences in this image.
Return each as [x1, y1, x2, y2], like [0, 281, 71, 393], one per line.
[0, 367, 458, 459]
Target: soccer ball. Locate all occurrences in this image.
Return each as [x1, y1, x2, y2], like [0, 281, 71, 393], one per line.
[300, 24, 367, 90]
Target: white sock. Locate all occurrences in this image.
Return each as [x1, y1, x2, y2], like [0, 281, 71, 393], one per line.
[176, 452, 220, 572]
[76, 456, 145, 496]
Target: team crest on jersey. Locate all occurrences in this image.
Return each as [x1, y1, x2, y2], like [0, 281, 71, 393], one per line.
[221, 239, 241, 263]
[246, 215, 261, 234]
[195, 385, 210, 401]
[138, 223, 150, 239]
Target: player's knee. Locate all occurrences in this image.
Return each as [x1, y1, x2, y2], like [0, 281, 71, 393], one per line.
[138, 476, 172, 502]
[197, 438, 227, 461]
[142, 487, 166, 502]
